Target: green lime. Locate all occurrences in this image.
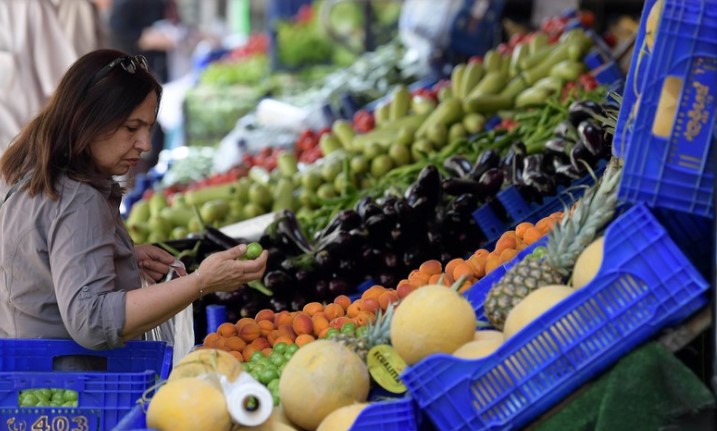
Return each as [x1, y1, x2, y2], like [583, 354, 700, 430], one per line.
[273, 342, 287, 354]
[63, 401, 78, 407]
[245, 242, 263, 260]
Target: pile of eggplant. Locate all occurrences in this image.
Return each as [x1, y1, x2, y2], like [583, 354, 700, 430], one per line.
[252, 164, 484, 314]
[441, 99, 615, 206]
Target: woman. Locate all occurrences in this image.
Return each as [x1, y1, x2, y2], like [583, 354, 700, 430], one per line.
[0, 49, 267, 353]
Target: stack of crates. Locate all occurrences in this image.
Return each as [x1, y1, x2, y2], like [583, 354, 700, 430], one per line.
[0, 339, 172, 431]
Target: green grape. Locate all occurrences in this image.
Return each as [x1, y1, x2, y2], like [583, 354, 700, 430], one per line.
[356, 325, 368, 338]
[250, 351, 264, 363]
[272, 393, 280, 406]
[283, 352, 294, 362]
[326, 328, 340, 339]
[273, 342, 288, 354]
[286, 344, 299, 354]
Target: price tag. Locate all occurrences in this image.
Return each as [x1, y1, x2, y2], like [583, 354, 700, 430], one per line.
[5, 411, 98, 431]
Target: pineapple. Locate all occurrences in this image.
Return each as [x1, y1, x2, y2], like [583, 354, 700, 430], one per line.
[331, 304, 394, 361]
[483, 158, 623, 330]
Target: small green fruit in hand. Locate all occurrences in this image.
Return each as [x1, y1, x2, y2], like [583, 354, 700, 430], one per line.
[244, 242, 263, 260]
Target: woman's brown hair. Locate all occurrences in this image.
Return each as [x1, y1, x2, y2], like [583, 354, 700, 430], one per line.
[0, 49, 163, 199]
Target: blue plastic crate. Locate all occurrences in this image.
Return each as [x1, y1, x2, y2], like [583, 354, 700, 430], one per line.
[617, 0, 717, 217]
[471, 203, 507, 245]
[402, 204, 710, 431]
[612, 0, 659, 157]
[0, 339, 172, 431]
[113, 396, 420, 431]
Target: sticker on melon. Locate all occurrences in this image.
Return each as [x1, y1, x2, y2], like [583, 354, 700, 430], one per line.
[366, 344, 408, 394]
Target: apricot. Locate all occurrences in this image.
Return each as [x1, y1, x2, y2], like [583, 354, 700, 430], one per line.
[346, 300, 364, 318]
[378, 290, 400, 311]
[292, 313, 314, 335]
[268, 329, 281, 346]
[277, 324, 297, 340]
[419, 259, 442, 276]
[361, 285, 387, 301]
[515, 222, 534, 240]
[302, 302, 324, 316]
[407, 270, 429, 287]
[484, 253, 502, 274]
[235, 317, 256, 332]
[312, 314, 330, 337]
[217, 322, 238, 338]
[203, 333, 219, 348]
[324, 303, 345, 320]
[444, 258, 465, 279]
[333, 295, 351, 310]
[361, 297, 380, 313]
[522, 227, 544, 245]
[239, 322, 261, 342]
[396, 283, 415, 299]
[330, 316, 352, 330]
[295, 334, 315, 348]
[229, 350, 244, 362]
[255, 309, 275, 323]
[225, 336, 246, 352]
[258, 320, 274, 337]
[274, 311, 293, 328]
[273, 335, 295, 346]
[499, 248, 519, 264]
[354, 311, 375, 327]
[251, 337, 271, 351]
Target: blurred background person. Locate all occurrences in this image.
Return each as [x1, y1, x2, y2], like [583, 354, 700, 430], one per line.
[0, 0, 105, 155]
[108, 0, 183, 174]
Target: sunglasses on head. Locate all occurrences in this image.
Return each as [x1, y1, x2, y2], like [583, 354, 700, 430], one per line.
[86, 55, 149, 89]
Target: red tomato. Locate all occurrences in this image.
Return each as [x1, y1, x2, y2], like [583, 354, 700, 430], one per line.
[579, 10, 596, 28]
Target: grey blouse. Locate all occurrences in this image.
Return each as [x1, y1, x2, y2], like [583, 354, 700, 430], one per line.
[0, 175, 140, 349]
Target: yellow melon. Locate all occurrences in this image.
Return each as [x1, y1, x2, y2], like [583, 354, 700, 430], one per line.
[473, 329, 505, 343]
[453, 338, 504, 359]
[169, 348, 243, 382]
[390, 284, 477, 365]
[317, 403, 370, 431]
[503, 285, 574, 339]
[572, 236, 604, 289]
[279, 340, 370, 430]
[146, 377, 231, 431]
[236, 406, 300, 430]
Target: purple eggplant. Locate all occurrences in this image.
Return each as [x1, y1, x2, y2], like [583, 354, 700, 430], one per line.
[501, 142, 527, 186]
[355, 197, 382, 220]
[314, 249, 335, 271]
[443, 155, 473, 178]
[554, 121, 578, 142]
[313, 279, 329, 300]
[570, 141, 597, 173]
[477, 168, 504, 198]
[409, 196, 433, 217]
[469, 148, 501, 181]
[383, 250, 400, 269]
[377, 273, 398, 289]
[263, 270, 294, 294]
[568, 100, 604, 127]
[577, 119, 607, 157]
[555, 159, 583, 180]
[441, 177, 484, 196]
[365, 214, 393, 238]
[450, 193, 479, 214]
[404, 165, 441, 207]
[316, 209, 362, 242]
[274, 210, 313, 254]
[544, 137, 574, 156]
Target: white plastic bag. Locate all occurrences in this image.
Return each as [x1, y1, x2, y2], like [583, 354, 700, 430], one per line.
[143, 260, 195, 366]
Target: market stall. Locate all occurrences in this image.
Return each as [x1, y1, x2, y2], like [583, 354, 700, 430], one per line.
[1, 0, 714, 430]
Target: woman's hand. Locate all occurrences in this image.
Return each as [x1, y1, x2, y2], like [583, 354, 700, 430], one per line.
[135, 244, 181, 282]
[195, 244, 269, 294]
